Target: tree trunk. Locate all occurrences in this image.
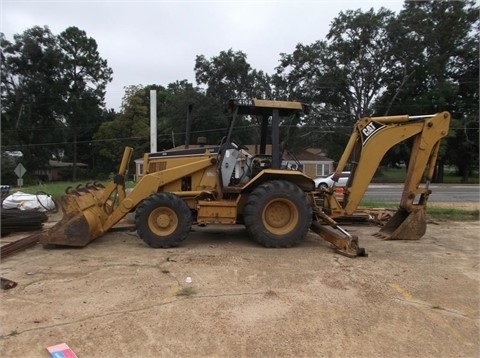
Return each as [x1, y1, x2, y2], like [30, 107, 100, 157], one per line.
[433, 157, 445, 183]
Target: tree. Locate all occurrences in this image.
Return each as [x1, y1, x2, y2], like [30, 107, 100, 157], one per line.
[375, 0, 479, 181]
[93, 82, 230, 177]
[93, 85, 153, 174]
[160, 81, 227, 148]
[1, 26, 113, 183]
[1, 26, 66, 180]
[194, 49, 272, 104]
[326, 8, 398, 118]
[273, 8, 398, 160]
[57, 26, 113, 181]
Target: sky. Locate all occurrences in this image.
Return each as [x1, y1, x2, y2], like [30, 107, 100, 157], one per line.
[1, 0, 404, 111]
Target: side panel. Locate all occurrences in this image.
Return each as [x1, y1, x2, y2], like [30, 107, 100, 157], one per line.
[197, 200, 238, 225]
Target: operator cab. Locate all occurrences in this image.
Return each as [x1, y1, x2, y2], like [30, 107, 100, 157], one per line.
[218, 99, 308, 189]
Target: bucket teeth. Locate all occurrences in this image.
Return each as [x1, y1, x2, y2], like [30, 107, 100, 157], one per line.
[372, 232, 389, 240]
[94, 181, 105, 189]
[76, 184, 89, 194]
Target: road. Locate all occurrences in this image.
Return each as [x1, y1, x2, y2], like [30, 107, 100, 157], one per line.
[362, 183, 480, 204]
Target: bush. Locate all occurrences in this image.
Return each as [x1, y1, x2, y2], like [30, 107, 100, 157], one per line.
[57, 166, 90, 181]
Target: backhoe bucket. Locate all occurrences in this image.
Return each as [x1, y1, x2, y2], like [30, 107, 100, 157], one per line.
[39, 189, 107, 247]
[374, 207, 426, 240]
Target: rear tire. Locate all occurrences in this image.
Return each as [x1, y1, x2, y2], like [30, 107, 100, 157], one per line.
[244, 180, 312, 248]
[135, 193, 191, 248]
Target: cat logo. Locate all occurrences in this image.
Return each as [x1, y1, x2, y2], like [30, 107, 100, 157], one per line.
[361, 121, 386, 146]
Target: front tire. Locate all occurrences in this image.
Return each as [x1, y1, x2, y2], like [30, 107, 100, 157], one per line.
[244, 180, 312, 248]
[135, 193, 191, 248]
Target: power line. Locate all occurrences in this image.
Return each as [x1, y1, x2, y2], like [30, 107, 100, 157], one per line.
[1, 125, 477, 150]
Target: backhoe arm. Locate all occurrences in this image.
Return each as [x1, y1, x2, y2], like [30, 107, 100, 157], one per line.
[312, 112, 450, 253]
[317, 111, 450, 245]
[333, 112, 450, 215]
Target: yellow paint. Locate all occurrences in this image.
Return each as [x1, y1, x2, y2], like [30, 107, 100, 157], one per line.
[389, 283, 414, 301]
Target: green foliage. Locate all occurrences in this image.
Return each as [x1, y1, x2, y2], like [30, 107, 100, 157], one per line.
[1, 26, 66, 172]
[1, 1, 477, 181]
[426, 207, 479, 221]
[56, 26, 113, 180]
[273, 1, 478, 178]
[159, 81, 226, 148]
[93, 82, 230, 173]
[0, 154, 19, 185]
[371, 167, 479, 184]
[176, 286, 195, 297]
[273, 8, 400, 159]
[195, 49, 272, 104]
[57, 166, 89, 181]
[361, 199, 479, 221]
[375, 1, 479, 179]
[18, 180, 131, 198]
[93, 84, 154, 171]
[1, 25, 113, 182]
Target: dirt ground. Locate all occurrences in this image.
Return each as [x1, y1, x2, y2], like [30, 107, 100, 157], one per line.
[0, 210, 479, 358]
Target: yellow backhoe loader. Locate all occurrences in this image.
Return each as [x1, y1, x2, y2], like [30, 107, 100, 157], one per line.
[39, 99, 450, 257]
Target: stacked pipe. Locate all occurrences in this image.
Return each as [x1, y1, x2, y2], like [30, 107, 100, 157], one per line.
[1, 209, 48, 236]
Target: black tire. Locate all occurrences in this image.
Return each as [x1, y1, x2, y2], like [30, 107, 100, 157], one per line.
[135, 192, 191, 248]
[243, 180, 312, 248]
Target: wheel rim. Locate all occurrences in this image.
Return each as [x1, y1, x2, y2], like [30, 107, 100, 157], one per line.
[148, 207, 178, 236]
[262, 198, 298, 235]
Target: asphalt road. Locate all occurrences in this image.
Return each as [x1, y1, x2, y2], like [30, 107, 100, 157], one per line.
[363, 183, 480, 203]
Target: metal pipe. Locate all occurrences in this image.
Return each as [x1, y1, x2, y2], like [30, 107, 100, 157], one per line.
[150, 90, 157, 153]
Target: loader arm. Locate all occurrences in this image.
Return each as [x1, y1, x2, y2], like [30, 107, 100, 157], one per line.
[319, 111, 450, 243]
[40, 149, 217, 247]
[99, 156, 217, 232]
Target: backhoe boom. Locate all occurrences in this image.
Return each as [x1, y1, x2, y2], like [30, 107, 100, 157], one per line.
[322, 111, 451, 240]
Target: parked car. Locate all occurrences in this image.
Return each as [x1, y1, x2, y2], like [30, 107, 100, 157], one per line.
[314, 171, 350, 189]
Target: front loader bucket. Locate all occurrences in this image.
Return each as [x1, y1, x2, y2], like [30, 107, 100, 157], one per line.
[39, 190, 107, 247]
[40, 147, 134, 247]
[373, 207, 426, 240]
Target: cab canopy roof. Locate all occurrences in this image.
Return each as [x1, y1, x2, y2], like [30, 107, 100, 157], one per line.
[228, 98, 308, 116]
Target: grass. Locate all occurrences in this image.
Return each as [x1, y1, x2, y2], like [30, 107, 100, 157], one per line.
[426, 206, 479, 221]
[373, 167, 479, 184]
[12, 180, 136, 199]
[361, 200, 479, 221]
[13, 181, 103, 198]
[176, 286, 195, 297]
